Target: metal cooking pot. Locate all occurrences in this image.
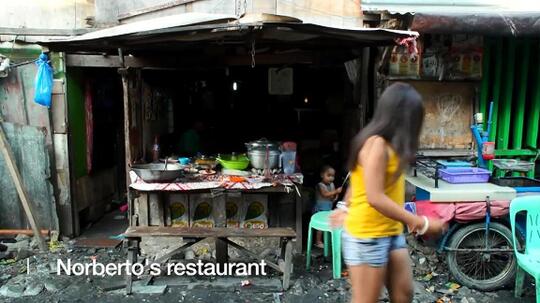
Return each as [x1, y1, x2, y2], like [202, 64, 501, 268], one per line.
[245, 138, 280, 152]
[131, 163, 184, 183]
[247, 149, 281, 169]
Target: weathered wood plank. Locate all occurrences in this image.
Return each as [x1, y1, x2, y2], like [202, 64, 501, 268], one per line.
[148, 192, 164, 226]
[124, 226, 297, 238]
[136, 193, 149, 226]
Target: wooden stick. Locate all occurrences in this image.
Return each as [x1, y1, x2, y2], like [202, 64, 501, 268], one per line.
[0, 120, 47, 251]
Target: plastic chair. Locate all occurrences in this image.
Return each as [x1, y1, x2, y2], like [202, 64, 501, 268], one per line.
[306, 211, 343, 279]
[510, 195, 540, 302]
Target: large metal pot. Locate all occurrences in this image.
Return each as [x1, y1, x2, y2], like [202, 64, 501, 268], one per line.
[245, 138, 279, 152]
[247, 150, 281, 169]
[245, 139, 281, 169]
[131, 163, 184, 183]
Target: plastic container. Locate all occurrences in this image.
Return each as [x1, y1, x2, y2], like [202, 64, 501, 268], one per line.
[281, 151, 296, 175]
[439, 167, 491, 184]
[436, 160, 473, 168]
[217, 154, 250, 170]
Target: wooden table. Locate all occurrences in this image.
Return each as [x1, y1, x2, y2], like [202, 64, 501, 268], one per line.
[128, 185, 303, 254]
[124, 184, 303, 293]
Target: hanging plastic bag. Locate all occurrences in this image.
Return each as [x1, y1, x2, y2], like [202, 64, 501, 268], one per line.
[34, 53, 53, 108]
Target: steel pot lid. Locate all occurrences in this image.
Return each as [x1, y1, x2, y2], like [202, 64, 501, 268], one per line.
[245, 138, 279, 150]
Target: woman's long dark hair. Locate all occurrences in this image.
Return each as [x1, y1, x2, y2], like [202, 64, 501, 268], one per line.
[347, 82, 424, 174]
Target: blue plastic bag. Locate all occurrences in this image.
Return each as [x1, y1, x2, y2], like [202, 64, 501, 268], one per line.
[34, 53, 53, 108]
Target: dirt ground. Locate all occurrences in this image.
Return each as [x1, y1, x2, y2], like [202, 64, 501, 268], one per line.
[0, 237, 536, 303]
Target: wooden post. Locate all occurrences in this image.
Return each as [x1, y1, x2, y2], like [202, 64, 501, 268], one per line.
[119, 68, 132, 196]
[294, 186, 303, 253]
[213, 191, 228, 264]
[0, 120, 47, 251]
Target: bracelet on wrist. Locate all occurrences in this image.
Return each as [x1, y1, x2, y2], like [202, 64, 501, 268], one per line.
[416, 216, 429, 236]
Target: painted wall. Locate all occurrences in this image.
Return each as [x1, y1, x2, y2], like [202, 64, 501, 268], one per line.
[0, 0, 94, 30]
[95, 0, 362, 28]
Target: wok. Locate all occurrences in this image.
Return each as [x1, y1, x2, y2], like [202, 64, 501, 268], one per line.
[131, 163, 184, 183]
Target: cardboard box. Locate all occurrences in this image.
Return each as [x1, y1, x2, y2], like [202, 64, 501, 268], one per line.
[169, 194, 190, 227]
[226, 193, 242, 228]
[190, 194, 214, 228]
[241, 194, 268, 229]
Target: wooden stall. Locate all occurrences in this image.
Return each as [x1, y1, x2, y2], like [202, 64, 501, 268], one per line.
[42, 12, 419, 292]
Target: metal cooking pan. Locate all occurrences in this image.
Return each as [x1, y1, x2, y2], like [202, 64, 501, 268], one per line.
[131, 163, 184, 183]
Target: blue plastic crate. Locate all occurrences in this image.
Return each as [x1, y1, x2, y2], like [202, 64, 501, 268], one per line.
[439, 167, 491, 184]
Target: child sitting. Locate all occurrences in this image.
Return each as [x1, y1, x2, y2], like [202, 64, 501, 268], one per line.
[313, 165, 342, 248]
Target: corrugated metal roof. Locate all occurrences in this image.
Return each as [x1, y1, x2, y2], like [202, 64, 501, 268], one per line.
[41, 12, 419, 52]
[362, 0, 540, 14]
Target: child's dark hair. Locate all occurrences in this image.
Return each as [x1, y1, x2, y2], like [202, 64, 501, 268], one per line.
[320, 165, 334, 174]
[347, 82, 424, 174]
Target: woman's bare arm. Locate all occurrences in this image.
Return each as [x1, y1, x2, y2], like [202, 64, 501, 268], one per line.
[361, 137, 422, 229]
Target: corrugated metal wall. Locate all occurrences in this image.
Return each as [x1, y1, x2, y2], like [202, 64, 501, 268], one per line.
[0, 61, 59, 230]
[479, 37, 540, 176]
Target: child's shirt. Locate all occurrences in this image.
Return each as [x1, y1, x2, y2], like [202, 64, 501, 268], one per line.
[315, 182, 335, 205]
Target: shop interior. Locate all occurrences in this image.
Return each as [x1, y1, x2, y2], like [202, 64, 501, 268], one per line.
[139, 62, 370, 187]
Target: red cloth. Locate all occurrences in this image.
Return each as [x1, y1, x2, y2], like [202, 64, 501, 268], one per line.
[415, 200, 510, 223]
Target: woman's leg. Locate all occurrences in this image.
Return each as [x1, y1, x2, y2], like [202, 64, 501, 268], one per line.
[385, 248, 413, 303]
[349, 264, 386, 303]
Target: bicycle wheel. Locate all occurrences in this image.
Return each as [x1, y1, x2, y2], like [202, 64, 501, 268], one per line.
[446, 222, 516, 291]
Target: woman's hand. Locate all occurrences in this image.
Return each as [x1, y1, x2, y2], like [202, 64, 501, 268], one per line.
[408, 215, 447, 236]
[329, 209, 347, 228]
[426, 218, 448, 235]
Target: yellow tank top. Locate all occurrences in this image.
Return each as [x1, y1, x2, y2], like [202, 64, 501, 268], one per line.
[344, 146, 405, 238]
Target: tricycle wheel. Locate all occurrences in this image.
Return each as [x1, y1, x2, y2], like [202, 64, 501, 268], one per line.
[446, 222, 515, 291]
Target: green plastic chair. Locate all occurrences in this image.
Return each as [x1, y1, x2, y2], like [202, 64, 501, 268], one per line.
[510, 195, 540, 302]
[306, 211, 343, 279]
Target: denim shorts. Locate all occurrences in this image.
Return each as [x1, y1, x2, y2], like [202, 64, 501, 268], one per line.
[342, 230, 407, 267]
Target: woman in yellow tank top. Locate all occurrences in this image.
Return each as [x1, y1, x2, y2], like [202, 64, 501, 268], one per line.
[330, 83, 445, 303]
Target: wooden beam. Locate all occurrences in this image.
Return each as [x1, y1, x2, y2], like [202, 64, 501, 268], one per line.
[66, 54, 122, 68]
[0, 27, 92, 36]
[123, 226, 297, 238]
[0, 120, 47, 251]
[66, 53, 316, 68]
[119, 68, 133, 197]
